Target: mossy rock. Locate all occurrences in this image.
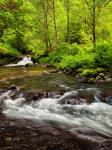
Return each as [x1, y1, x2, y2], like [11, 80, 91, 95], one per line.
[88, 78, 95, 83]
[79, 69, 97, 77]
[96, 75, 102, 80]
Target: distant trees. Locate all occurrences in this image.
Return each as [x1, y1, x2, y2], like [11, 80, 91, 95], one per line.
[33, 0, 51, 51]
[64, 0, 71, 45]
[83, 0, 112, 47]
[50, 0, 58, 49]
[0, 0, 21, 38]
[43, 0, 51, 51]
[0, 0, 112, 57]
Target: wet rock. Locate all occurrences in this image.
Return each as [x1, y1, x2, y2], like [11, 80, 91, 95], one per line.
[0, 122, 112, 150]
[11, 91, 23, 100]
[59, 91, 78, 101]
[5, 86, 19, 100]
[78, 88, 101, 102]
[105, 78, 112, 82]
[77, 77, 88, 83]
[77, 71, 112, 84]
[59, 88, 108, 105]
[0, 89, 6, 95]
[25, 63, 33, 67]
[22, 91, 62, 102]
[48, 92, 61, 99]
[96, 75, 103, 80]
[58, 71, 63, 74]
[0, 89, 19, 102]
[47, 69, 59, 74]
[1, 86, 112, 105]
[22, 91, 49, 102]
[42, 71, 51, 75]
[106, 96, 112, 105]
[99, 73, 105, 80]
[7, 85, 17, 91]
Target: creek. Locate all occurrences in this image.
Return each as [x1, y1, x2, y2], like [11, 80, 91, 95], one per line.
[0, 65, 112, 150]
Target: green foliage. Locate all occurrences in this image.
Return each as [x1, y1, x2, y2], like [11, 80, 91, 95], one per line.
[95, 41, 112, 68]
[58, 51, 95, 70]
[79, 69, 97, 77]
[23, 31, 46, 57]
[0, 0, 112, 71]
[0, 43, 20, 57]
[2, 28, 16, 45]
[77, 68, 106, 79]
[46, 43, 82, 65]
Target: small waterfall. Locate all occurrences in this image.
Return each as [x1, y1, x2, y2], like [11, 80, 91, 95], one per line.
[5, 56, 33, 67]
[0, 88, 112, 137]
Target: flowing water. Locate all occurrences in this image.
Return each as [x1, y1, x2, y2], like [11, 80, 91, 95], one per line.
[5, 56, 33, 67]
[0, 66, 112, 140]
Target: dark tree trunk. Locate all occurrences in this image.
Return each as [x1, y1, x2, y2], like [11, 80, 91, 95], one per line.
[67, 0, 70, 45]
[92, 0, 96, 47]
[52, 0, 58, 49]
[64, 0, 70, 45]
[43, 0, 51, 51]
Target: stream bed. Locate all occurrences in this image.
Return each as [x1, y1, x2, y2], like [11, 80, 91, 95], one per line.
[0, 66, 112, 150]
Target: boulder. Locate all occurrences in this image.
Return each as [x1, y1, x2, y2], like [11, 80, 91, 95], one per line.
[42, 71, 51, 75]
[23, 91, 48, 102]
[59, 88, 109, 105]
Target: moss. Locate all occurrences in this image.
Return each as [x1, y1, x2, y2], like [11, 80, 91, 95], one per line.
[77, 67, 106, 78]
[79, 69, 97, 77]
[88, 78, 95, 82]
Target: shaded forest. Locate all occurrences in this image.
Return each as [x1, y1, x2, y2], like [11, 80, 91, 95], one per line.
[0, 0, 112, 72]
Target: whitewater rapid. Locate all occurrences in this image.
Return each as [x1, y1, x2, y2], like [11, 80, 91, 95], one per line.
[5, 56, 33, 67]
[1, 89, 112, 137]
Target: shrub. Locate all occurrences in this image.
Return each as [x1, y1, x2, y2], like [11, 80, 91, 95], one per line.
[46, 43, 82, 65]
[95, 41, 112, 68]
[0, 43, 20, 57]
[2, 28, 17, 46]
[58, 52, 95, 70]
[39, 57, 49, 64]
[58, 55, 79, 69]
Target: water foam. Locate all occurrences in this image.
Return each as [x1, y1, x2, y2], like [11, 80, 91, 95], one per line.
[5, 56, 33, 67]
[1, 90, 112, 137]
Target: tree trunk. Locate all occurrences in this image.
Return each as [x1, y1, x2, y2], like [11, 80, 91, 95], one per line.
[66, 0, 70, 45]
[43, 0, 50, 51]
[64, 0, 70, 45]
[52, 0, 58, 49]
[92, 0, 96, 47]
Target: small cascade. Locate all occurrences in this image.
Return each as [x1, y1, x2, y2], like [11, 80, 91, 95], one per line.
[5, 56, 33, 67]
[0, 87, 112, 137]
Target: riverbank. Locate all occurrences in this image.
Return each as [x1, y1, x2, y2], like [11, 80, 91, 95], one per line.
[0, 56, 112, 85]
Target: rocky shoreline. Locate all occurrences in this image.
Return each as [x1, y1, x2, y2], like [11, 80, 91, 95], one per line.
[44, 68, 112, 84]
[0, 57, 112, 84]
